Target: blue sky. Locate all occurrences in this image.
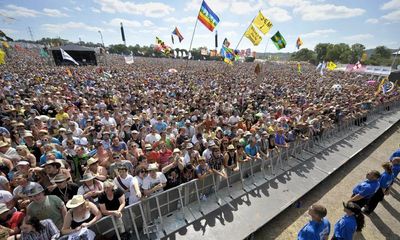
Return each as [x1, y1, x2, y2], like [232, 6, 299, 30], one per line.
[0, 0, 399, 53]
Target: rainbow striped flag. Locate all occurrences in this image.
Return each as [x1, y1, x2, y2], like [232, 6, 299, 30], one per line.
[198, 0, 220, 32]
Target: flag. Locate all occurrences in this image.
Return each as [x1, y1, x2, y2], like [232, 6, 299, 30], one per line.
[297, 63, 302, 73]
[2, 41, 9, 49]
[174, 50, 177, 58]
[66, 68, 73, 77]
[215, 31, 218, 48]
[376, 78, 386, 95]
[60, 48, 79, 65]
[253, 11, 273, 34]
[327, 61, 336, 71]
[172, 27, 184, 42]
[198, 0, 220, 32]
[223, 38, 230, 48]
[120, 22, 126, 42]
[155, 37, 171, 55]
[124, 55, 134, 64]
[353, 61, 362, 70]
[220, 45, 236, 65]
[296, 37, 303, 49]
[0, 30, 13, 42]
[39, 48, 48, 58]
[271, 31, 286, 50]
[361, 52, 368, 62]
[0, 49, 5, 65]
[245, 24, 262, 46]
[320, 61, 326, 76]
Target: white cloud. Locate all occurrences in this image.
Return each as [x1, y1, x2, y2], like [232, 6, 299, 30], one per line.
[219, 21, 240, 27]
[108, 18, 141, 28]
[91, 7, 101, 13]
[74, 6, 82, 11]
[165, 16, 196, 24]
[43, 8, 69, 17]
[343, 34, 373, 42]
[268, 0, 305, 7]
[365, 18, 379, 24]
[42, 22, 102, 33]
[294, 3, 365, 21]
[301, 29, 336, 38]
[143, 20, 154, 27]
[382, 9, 400, 21]
[381, 0, 400, 10]
[184, 0, 260, 15]
[2, 4, 41, 17]
[62, 7, 71, 11]
[230, 1, 261, 15]
[94, 0, 174, 17]
[1, 28, 18, 35]
[264, 7, 292, 22]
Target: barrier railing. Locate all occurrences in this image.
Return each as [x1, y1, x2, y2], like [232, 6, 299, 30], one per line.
[89, 100, 400, 239]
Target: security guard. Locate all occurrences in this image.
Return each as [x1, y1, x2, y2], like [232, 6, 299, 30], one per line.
[348, 170, 380, 208]
[363, 163, 394, 214]
[332, 202, 365, 240]
[298, 204, 330, 240]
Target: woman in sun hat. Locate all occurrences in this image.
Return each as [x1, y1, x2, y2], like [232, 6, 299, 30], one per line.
[61, 195, 101, 235]
[77, 173, 103, 204]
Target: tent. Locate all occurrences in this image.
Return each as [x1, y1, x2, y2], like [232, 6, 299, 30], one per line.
[50, 44, 97, 66]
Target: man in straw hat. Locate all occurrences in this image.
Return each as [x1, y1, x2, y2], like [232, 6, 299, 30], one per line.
[46, 173, 78, 204]
[26, 184, 67, 229]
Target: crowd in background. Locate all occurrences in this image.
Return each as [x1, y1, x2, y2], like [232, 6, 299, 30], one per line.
[0, 48, 398, 239]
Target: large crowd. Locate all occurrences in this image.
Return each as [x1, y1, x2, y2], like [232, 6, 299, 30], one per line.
[0, 47, 399, 240]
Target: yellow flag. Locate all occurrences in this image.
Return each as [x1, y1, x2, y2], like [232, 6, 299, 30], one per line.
[2, 41, 9, 49]
[327, 61, 336, 71]
[253, 11, 273, 34]
[375, 78, 386, 95]
[297, 63, 302, 73]
[361, 52, 368, 62]
[0, 49, 5, 65]
[245, 24, 262, 46]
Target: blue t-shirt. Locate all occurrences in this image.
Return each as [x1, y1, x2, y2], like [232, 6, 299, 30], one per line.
[154, 122, 167, 133]
[298, 218, 330, 240]
[333, 215, 357, 240]
[392, 163, 400, 179]
[352, 179, 380, 199]
[379, 171, 394, 189]
[39, 150, 63, 166]
[245, 144, 258, 157]
[275, 133, 286, 145]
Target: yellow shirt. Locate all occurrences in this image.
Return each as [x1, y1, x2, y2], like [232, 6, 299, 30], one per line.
[55, 112, 69, 122]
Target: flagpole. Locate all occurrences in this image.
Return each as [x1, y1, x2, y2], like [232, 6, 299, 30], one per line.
[234, 17, 255, 51]
[391, 46, 399, 70]
[185, 12, 200, 72]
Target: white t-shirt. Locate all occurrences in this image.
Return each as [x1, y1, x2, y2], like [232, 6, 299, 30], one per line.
[145, 133, 161, 144]
[113, 174, 134, 199]
[128, 176, 143, 205]
[202, 148, 213, 161]
[142, 172, 167, 195]
[0, 190, 13, 203]
[228, 115, 240, 125]
[100, 117, 117, 126]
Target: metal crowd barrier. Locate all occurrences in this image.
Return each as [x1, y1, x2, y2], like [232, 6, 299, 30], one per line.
[89, 100, 400, 239]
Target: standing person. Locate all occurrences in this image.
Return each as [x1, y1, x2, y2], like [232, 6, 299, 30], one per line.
[297, 204, 330, 240]
[363, 163, 394, 214]
[46, 173, 79, 204]
[98, 180, 126, 233]
[348, 170, 380, 209]
[142, 164, 167, 197]
[113, 165, 134, 202]
[332, 202, 365, 240]
[61, 195, 101, 235]
[26, 184, 67, 230]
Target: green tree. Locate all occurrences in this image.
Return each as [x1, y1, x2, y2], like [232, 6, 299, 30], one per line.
[314, 43, 332, 61]
[290, 48, 316, 63]
[350, 43, 365, 63]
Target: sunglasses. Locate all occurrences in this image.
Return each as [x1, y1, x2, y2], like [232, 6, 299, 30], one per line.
[113, 156, 120, 159]
[140, 170, 148, 173]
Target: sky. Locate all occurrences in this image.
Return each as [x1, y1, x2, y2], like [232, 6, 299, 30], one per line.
[0, 0, 399, 53]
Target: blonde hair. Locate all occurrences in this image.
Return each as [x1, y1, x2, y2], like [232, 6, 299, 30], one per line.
[103, 179, 116, 189]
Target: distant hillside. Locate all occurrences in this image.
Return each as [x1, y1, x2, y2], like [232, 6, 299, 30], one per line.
[255, 52, 292, 61]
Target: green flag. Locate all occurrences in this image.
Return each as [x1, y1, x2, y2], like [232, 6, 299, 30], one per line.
[271, 31, 286, 50]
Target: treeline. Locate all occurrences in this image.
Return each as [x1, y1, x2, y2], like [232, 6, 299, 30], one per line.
[290, 43, 398, 66]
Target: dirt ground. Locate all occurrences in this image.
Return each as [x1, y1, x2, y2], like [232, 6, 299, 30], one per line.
[254, 123, 400, 240]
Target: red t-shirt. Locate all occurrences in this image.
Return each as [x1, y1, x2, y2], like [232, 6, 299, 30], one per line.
[7, 211, 25, 230]
[158, 150, 172, 166]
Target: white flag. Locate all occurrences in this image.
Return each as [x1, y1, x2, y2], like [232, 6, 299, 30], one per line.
[174, 50, 177, 58]
[60, 48, 79, 65]
[188, 51, 192, 59]
[124, 55, 134, 64]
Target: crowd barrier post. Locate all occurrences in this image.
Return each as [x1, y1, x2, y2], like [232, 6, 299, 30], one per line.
[110, 215, 122, 240]
[193, 180, 203, 214]
[127, 207, 141, 240]
[139, 202, 151, 238]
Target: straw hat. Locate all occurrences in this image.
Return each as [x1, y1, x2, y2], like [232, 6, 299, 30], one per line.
[0, 141, 9, 148]
[0, 203, 10, 215]
[227, 144, 235, 150]
[51, 174, 70, 183]
[41, 160, 61, 168]
[87, 158, 99, 166]
[66, 195, 86, 209]
[147, 163, 158, 171]
[80, 173, 96, 182]
[173, 148, 181, 154]
[27, 184, 44, 197]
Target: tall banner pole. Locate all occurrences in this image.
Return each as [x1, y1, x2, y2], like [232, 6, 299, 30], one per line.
[185, 5, 201, 72]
